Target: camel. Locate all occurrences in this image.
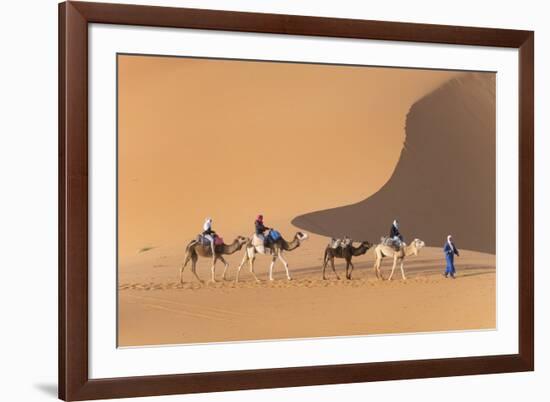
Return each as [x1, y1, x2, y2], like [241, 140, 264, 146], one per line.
[373, 238, 425, 280]
[322, 240, 372, 280]
[235, 232, 309, 282]
[180, 236, 249, 284]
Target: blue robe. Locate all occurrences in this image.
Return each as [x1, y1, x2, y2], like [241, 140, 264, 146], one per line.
[444, 242, 459, 276]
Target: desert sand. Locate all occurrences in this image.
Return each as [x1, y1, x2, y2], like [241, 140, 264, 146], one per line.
[118, 234, 495, 346]
[117, 55, 496, 347]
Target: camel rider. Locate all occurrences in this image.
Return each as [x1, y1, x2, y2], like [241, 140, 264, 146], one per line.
[255, 214, 270, 246]
[390, 219, 404, 246]
[202, 217, 216, 256]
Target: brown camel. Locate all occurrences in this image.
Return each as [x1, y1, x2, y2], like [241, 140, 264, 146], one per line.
[322, 241, 372, 280]
[180, 236, 249, 284]
[235, 232, 309, 282]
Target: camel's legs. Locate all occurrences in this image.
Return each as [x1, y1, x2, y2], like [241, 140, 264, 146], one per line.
[322, 257, 328, 280]
[347, 260, 355, 280]
[345, 260, 350, 279]
[379, 257, 387, 280]
[246, 248, 259, 281]
[400, 260, 407, 280]
[237, 248, 258, 282]
[269, 255, 277, 281]
[209, 256, 218, 283]
[330, 257, 340, 280]
[180, 252, 191, 284]
[190, 255, 203, 283]
[387, 256, 398, 281]
[235, 251, 249, 283]
[220, 256, 230, 280]
[247, 255, 257, 281]
[373, 256, 381, 280]
[278, 251, 292, 280]
[180, 264, 185, 284]
[248, 263, 260, 282]
[268, 250, 275, 281]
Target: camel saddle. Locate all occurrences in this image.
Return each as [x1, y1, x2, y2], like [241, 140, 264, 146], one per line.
[196, 234, 207, 245]
[381, 236, 402, 250]
[268, 229, 281, 241]
[330, 237, 352, 249]
[196, 234, 223, 246]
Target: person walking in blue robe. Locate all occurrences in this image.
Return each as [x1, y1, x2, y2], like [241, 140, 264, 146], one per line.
[444, 235, 459, 278]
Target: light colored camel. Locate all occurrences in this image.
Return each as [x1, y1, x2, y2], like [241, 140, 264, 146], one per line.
[373, 238, 425, 280]
[235, 232, 309, 282]
[180, 236, 249, 283]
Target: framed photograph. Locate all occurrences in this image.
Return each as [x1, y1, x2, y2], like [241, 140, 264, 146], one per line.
[59, 1, 534, 400]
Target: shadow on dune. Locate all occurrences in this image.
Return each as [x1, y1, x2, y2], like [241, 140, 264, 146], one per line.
[292, 73, 496, 254]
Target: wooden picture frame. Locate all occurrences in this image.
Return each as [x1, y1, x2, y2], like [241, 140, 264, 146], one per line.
[59, 1, 534, 400]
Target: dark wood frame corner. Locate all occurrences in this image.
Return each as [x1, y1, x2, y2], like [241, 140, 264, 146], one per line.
[59, 1, 534, 400]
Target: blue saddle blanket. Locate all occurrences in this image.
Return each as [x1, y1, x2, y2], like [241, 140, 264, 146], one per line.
[269, 230, 281, 241]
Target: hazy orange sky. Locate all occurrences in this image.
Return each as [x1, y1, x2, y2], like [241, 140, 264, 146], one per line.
[118, 55, 460, 259]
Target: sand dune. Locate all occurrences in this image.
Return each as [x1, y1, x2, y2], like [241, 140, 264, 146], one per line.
[292, 73, 496, 253]
[117, 57, 496, 346]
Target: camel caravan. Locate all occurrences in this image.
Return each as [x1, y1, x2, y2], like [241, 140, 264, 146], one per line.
[180, 216, 426, 284]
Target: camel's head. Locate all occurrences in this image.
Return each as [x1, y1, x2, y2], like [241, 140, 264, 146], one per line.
[360, 240, 373, 249]
[296, 231, 309, 242]
[411, 238, 425, 255]
[236, 235, 250, 245]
